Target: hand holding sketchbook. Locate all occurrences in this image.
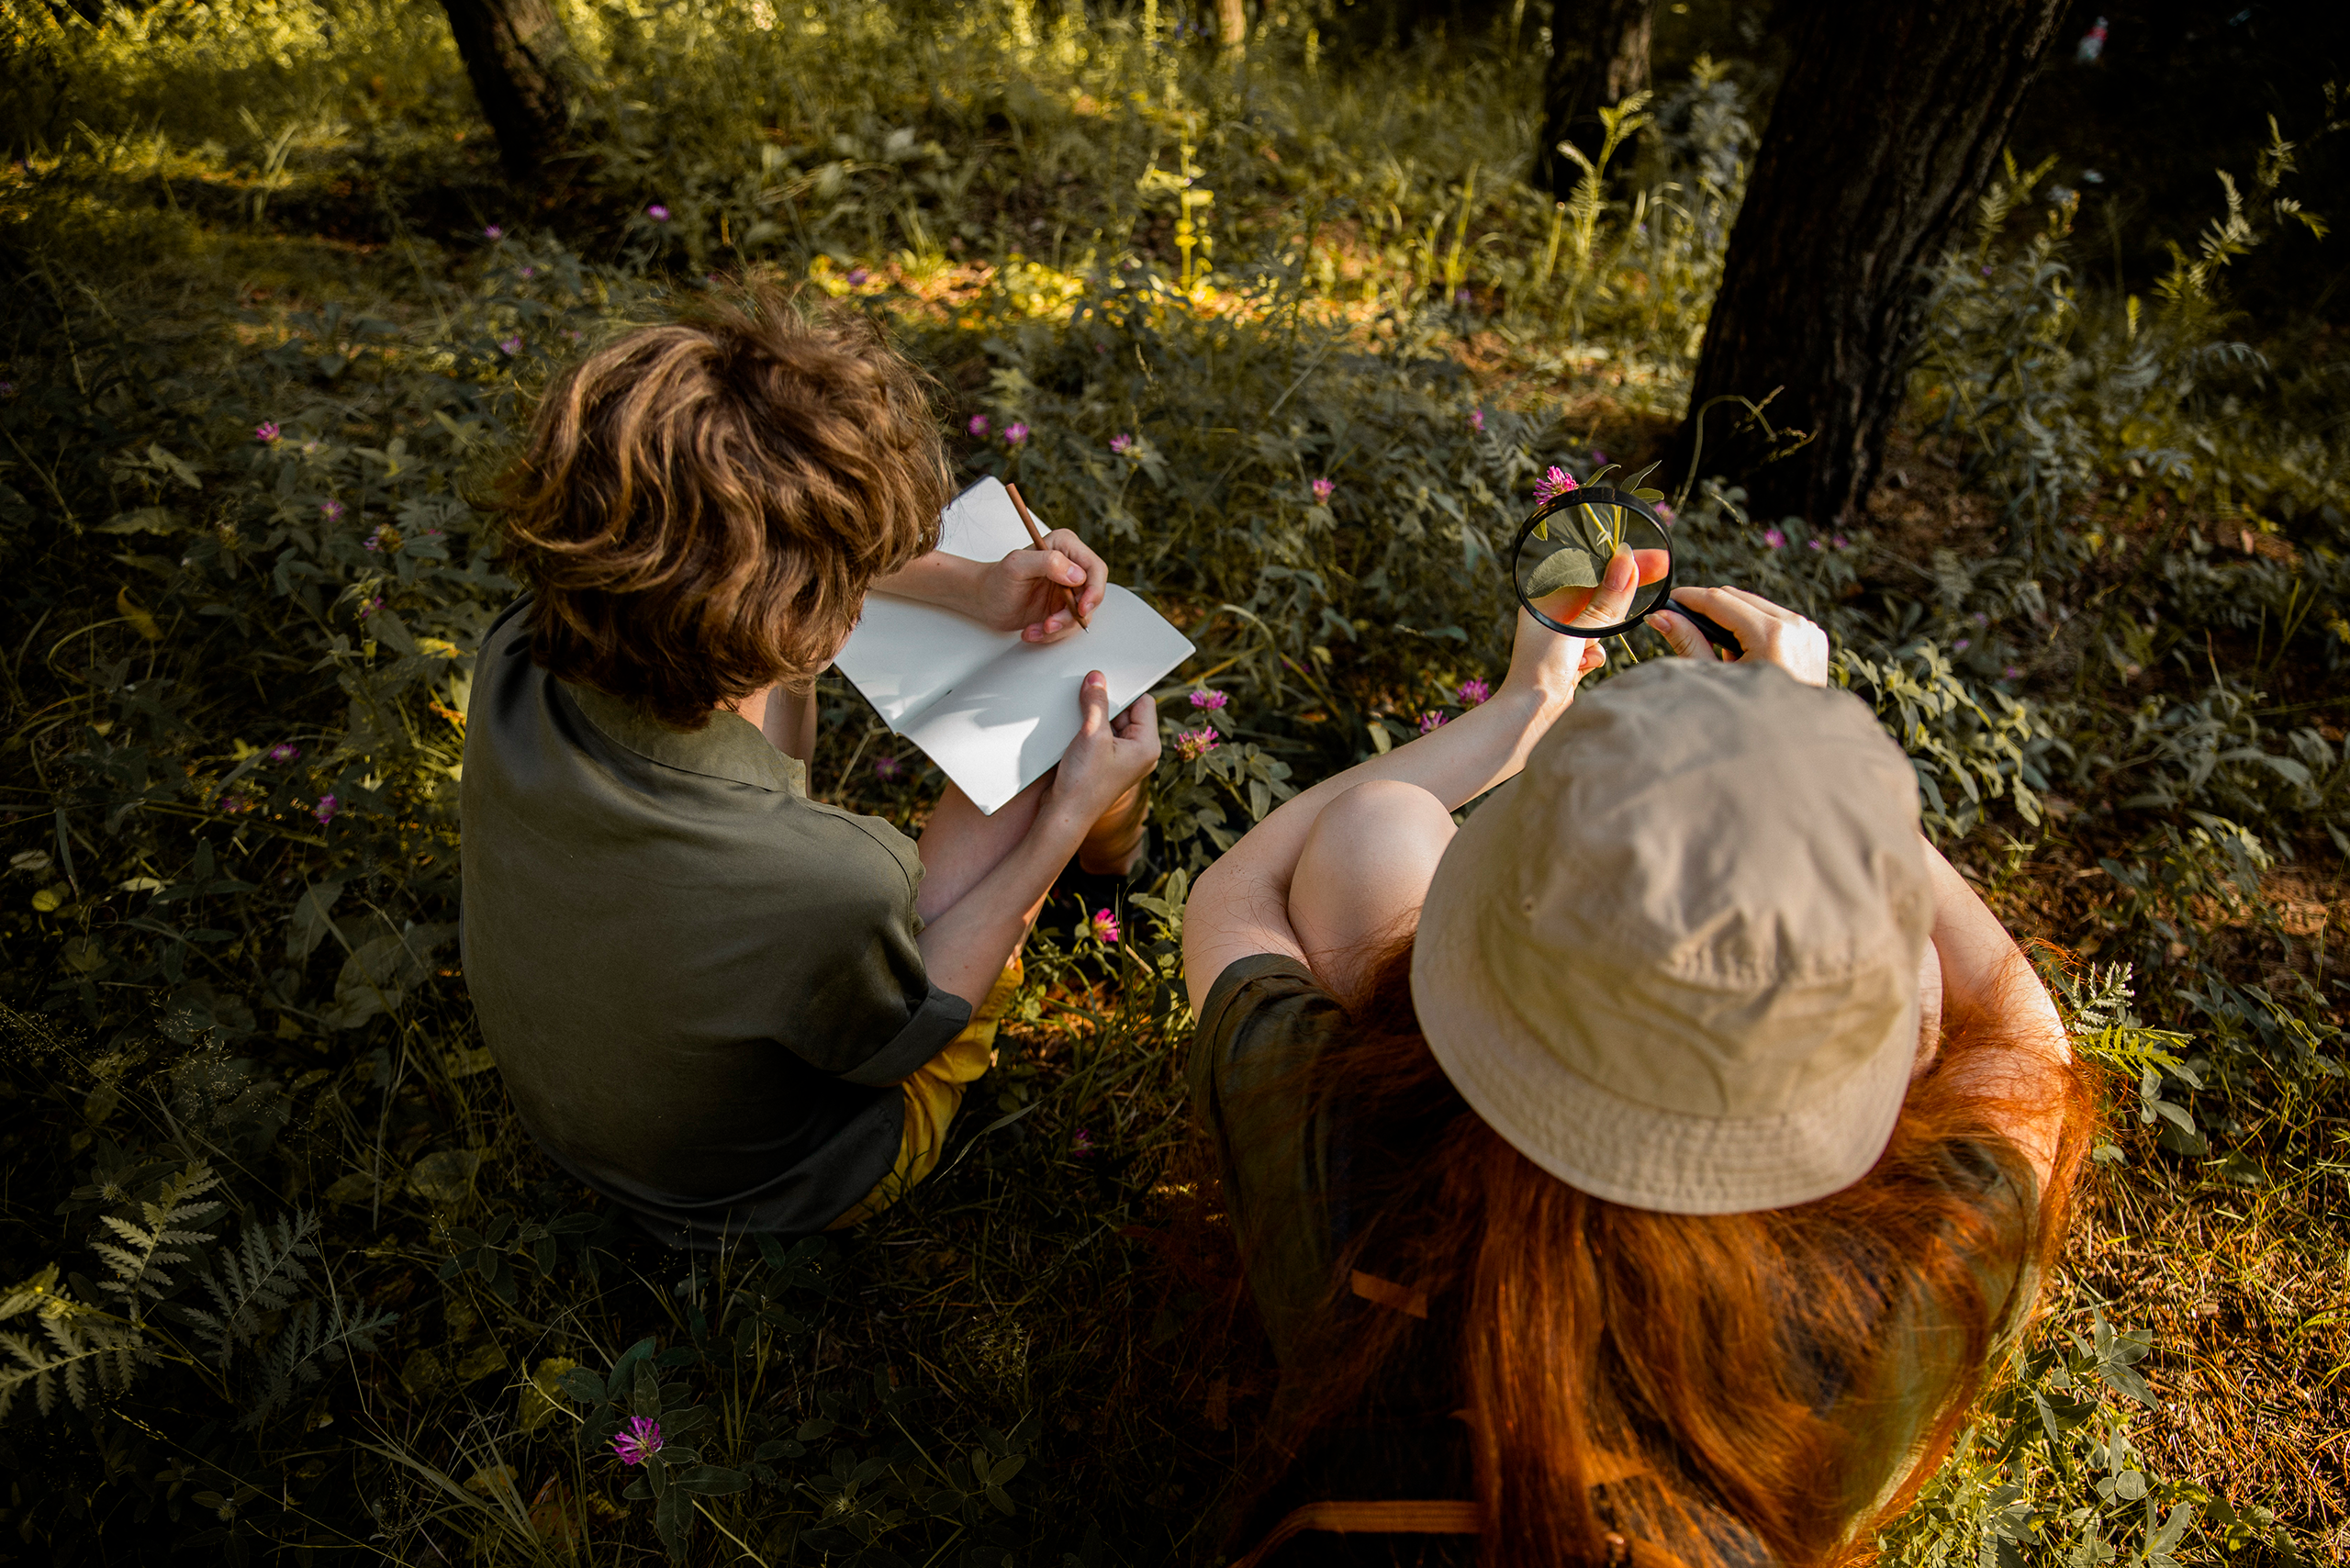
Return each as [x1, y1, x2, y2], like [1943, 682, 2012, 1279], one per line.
[834, 478, 1195, 814]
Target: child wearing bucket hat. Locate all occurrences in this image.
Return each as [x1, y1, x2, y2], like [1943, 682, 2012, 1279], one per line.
[1182, 570, 2089, 1568]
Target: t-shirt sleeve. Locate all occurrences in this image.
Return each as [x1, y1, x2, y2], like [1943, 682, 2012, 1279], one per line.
[772, 809, 975, 1089]
[1189, 954, 1348, 1364]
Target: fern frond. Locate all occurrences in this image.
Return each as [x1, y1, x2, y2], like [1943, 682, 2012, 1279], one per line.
[0, 1310, 151, 1421]
[89, 1162, 220, 1323]
[0, 1266, 62, 1322]
[239, 1294, 398, 1429]
[189, 1212, 319, 1369]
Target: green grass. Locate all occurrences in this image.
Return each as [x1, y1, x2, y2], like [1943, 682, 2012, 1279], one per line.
[2, 3, 2346, 1563]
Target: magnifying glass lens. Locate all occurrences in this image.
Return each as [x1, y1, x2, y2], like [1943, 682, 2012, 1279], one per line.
[1512, 499, 1673, 632]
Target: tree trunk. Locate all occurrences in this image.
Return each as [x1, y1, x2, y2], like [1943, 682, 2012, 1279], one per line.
[1666, 0, 2066, 530]
[437, 0, 575, 182]
[1216, 0, 1248, 54]
[1533, 0, 1653, 201]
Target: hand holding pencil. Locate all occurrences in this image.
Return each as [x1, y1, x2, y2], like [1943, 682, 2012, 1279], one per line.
[1005, 483, 1095, 637]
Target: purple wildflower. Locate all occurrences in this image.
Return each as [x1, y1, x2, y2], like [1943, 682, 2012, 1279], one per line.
[1071, 1128, 1097, 1156]
[1110, 433, 1136, 455]
[1189, 689, 1228, 711]
[1470, 409, 1485, 431]
[1953, 639, 1973, 652]
[846, 268, 869, 286]
[1456, 678, 1491, 706]
[1654, 501, 1676, 523]
[255, 421, 280, 443]
[520, 265, 536, 279]
[484, 225, 504, 241]
[359, 595, 382, 618]
[267, 742, 301, 763]
[217, 795, 250, 814]
[1591, 449, 1608, 465]
[320, 499, 345, 521]
[1807, 538, 1823, 551]
[968, 414, 990, 438]
[1534, 465, 1577, 504]
[0, 381, 16, 398]
[645, 204, 670, 222]
[1762, 529, 1786, 550]
[312, 795, 340, 824]
[1174, 728, 1220, 761]
[1831, 535, 1851, 550]
[1091, 909, 1122, 945]
[364, 525, 387, 552]
[611, 1417, 664, 1466]
[1311, 477, 1335, 504]
[1003, 421, 1031, 447]
[1454, 287, 1472, 306]
[1417, 711, 1449, 735]
[874, 755, 904, 782]
[498, 336, 521, 356]
[2003, 666, 2024, 680]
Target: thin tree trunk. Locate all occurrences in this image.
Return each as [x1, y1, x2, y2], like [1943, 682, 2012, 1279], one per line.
[1217, 0, 1248, 54]
[437, 0, 575, 182]
[1534, 0, 1653, 201]
[1667, 0, 2066, 530]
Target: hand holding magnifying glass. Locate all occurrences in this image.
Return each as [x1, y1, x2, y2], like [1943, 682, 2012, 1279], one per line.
[1511, 482, 1744, 654]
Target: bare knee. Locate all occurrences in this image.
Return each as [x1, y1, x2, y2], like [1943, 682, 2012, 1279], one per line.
[1302, 779, 1454, 861]
[1292, 782, 1456, 993]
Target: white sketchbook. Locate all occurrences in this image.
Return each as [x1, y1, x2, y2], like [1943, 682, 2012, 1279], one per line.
[834, 478, 1196, 814]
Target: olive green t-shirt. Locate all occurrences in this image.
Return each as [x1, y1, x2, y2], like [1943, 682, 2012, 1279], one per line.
[1191, 954, 2042, 1562]
[459, 598, 972, 1246]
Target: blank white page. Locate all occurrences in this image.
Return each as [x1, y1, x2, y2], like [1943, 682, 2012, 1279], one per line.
[833, 478, 1044, 730]
[898, 586, 1195, 814]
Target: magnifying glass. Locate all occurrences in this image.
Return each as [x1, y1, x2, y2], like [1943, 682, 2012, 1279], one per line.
[1510, 486, 1743, 655]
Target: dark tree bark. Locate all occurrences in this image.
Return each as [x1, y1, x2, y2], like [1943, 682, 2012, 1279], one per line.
[1533, 0, 1654, 201]
[1666, 0, 2066, 530]
[437, 0, 575, 182]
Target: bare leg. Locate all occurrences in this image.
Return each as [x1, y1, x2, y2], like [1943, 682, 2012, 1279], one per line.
[916, 774, 1053, 924]
[1077, 778, 1150, 875]
[1289, 779, 1456, 1000]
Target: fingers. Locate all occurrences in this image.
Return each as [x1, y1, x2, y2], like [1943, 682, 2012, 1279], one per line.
[1046, 529, 1110, 620]
[1666, 585, 1774, 646]
[1572, 543, 1640, 630]
[1111, 691, 1158, 745]
[1076, 669, 1110, 735]
[1649, 608, 1724, 661]
[1664, 586, 1830, 685]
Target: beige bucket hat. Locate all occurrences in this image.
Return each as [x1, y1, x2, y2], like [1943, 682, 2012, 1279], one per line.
[1410, 659, 1934, 1215]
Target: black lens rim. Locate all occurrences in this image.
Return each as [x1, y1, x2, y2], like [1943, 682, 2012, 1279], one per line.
[1509, 485, 1673, 638]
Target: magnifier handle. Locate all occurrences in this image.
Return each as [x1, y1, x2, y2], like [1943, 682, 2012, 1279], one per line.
[1670, 603, 1746, 658]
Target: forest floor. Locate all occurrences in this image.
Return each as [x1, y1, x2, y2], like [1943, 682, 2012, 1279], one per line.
[5, 7, 2348, 1564]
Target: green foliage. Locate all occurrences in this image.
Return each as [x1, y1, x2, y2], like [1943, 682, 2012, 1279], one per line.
[1886, 1302, 2306, 1568]
[1917, 101, 2350, 561]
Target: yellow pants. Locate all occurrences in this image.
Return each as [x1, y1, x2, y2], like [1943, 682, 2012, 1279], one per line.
[827, 955, 1022, 1229]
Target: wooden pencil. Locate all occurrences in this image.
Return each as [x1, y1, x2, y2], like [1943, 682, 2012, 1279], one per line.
[1005, 482, 1090, 632]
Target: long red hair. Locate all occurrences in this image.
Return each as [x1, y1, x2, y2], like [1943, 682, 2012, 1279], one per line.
[1244, 936, 2096, 1568]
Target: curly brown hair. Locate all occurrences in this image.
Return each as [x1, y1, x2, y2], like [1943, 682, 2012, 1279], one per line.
[498, 287, 950, 729]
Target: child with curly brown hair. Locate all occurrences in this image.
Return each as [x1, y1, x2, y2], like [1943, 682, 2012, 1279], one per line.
[461, 290, 1158, 1247]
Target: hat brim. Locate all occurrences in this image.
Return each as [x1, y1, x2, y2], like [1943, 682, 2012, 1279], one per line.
[1410, 783, 1919, 1216]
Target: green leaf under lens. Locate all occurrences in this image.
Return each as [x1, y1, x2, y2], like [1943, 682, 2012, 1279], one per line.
[1524, 548, 1597, 598]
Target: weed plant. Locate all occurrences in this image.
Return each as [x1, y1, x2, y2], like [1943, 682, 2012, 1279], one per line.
[2, 3, 2345, 1563]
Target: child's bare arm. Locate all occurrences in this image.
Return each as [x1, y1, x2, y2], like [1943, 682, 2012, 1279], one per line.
[873, 532, 1108, 643]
